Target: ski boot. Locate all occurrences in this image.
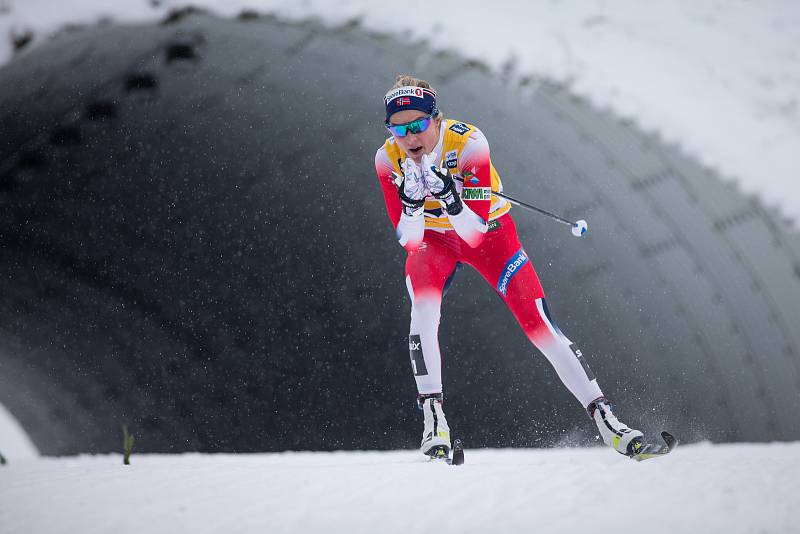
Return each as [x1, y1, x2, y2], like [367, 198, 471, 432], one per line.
[588, 397, 645, 457]
[418, 393, 451, 458]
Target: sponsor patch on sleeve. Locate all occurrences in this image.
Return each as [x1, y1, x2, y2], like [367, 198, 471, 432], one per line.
[448, 122, 470, 135]
[445, 150, 458, 169]
[461, 187, 492, 201]
[463, 170, 479, 185]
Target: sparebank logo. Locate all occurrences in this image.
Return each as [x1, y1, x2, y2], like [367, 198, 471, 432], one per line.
[385, 86, 424, 104]
[497, 249, 528, 296]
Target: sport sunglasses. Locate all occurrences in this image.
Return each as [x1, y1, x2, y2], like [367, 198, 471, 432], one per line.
[385, 115, 433, 137]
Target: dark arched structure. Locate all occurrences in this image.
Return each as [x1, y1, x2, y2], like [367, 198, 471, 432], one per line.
[1, 12, 799, 454]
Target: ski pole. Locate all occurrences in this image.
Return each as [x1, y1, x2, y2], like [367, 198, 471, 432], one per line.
[452, 176, 588, 238]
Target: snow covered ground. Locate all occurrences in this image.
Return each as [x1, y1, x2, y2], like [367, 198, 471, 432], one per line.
[2, 443, 798, 534]
[1, 0, 799, 226]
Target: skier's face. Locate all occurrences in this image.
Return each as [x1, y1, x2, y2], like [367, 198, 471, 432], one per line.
[388, 110, 441, 164]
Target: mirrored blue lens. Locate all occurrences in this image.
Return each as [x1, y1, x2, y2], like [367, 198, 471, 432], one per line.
[387, 116, 432, 137]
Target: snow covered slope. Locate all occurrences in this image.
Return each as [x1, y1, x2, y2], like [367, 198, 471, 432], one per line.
[1, 0, 798, 226]
[2, 443, 796, 534]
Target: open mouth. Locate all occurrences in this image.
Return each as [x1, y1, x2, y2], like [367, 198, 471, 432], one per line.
[409, 145, 424, 157]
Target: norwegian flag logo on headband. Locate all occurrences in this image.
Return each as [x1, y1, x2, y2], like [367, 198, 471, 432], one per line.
[384, 85, 438, 122]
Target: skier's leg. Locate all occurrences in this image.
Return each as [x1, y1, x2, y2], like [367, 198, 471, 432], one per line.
[404, 235, 459, 396]
[464, 216, 602, 407]
[524, 299, 644, 454]
[404, 233, 459, 455]
[519, 297, 604, 409]
[465, 216, 643, 455]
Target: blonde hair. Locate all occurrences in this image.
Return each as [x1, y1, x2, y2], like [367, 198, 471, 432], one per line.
[389, 74, 444, 120]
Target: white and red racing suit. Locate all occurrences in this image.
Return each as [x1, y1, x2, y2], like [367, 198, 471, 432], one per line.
[375, 119, 602, 409]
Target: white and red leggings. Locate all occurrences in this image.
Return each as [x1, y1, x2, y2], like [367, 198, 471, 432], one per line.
[405, 215, 603, 409]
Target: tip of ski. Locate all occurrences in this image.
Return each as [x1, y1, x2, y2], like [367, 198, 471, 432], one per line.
[448, 439, 464, 466]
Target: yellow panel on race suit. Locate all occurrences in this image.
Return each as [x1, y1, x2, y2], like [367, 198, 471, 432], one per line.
[383, 118, 511, 230]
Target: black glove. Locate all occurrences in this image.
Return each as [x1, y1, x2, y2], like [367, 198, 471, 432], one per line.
[393, 158, 429, 217]
[425, 164, 462, 216]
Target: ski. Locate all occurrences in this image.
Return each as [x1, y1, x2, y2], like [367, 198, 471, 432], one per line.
[630, 431, 678, 462]
[449, 439, 465, 466]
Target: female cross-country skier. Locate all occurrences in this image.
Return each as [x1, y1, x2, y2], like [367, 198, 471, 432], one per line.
[374, 74, 645, 459]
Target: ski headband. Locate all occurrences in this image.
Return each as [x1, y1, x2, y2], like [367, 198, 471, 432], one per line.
[384, 85, 438, 123]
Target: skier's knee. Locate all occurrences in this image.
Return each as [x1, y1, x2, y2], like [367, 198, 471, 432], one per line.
[410, 297, 442, 330]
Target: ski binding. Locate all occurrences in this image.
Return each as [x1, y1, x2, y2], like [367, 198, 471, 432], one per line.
[427, 439, 465, 466]
[630, 431, 678, 462]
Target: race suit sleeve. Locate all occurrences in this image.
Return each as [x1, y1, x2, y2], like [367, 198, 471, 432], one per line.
[446, 127, 492, 248]
[375, 147, 425, 251]
[459, 127, 493, 225]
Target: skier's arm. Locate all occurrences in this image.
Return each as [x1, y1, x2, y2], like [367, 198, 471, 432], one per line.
[375, 148, 425, 251]
[423, 129, 492, 248]
[429, 128, 492, 248]
[458, 128, 493, 226]
[422, 162, 485, 248]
